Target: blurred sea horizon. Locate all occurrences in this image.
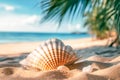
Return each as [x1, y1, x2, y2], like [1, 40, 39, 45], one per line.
[0, 31, 91, 43]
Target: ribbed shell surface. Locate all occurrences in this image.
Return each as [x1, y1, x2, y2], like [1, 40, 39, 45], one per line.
[20, 38, 78, 71]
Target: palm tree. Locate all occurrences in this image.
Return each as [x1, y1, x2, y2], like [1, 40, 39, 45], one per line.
[95, 0, 120, 47]
[40, 0, 120, 47]
[84, 6, 110, 39]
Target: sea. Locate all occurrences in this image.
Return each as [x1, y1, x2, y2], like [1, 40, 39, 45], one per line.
[0, 32, 91, 43]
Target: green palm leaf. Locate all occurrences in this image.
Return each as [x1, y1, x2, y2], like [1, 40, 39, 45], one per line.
[40, 0, 90, 26]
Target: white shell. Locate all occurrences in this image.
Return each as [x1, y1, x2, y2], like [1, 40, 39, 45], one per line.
[19, 38, 79, 71]
[57, 65, 70, 72]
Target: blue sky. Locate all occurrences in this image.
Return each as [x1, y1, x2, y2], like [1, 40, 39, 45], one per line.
[0, 0, 87, 33]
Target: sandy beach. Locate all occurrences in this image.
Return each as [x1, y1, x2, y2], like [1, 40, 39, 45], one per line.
[0, 38, 120, 80]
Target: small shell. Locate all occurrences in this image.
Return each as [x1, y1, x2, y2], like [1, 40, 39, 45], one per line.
[57, 65, 70, 72]
[19, 38, 79, 71]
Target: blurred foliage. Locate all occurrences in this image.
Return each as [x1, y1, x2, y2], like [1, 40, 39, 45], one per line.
[84, 6, 110, 39]
[40, 0, 120, 46]
[93, 0, 120, 46]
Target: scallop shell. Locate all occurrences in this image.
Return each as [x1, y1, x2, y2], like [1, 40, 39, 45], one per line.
[19, 38, 79, 71]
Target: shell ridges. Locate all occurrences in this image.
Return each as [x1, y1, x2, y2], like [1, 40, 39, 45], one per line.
[19, 38, 79, 71]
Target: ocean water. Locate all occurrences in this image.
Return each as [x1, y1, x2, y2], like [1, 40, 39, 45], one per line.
[0, 32, 91, 43]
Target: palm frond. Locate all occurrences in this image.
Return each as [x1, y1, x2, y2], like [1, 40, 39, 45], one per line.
[96, 0, 120, 35]
[40, 0, 91, 27]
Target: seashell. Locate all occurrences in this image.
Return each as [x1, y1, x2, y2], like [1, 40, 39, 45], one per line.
[19, 38, 79, 71]
[57, 65, 70, 72]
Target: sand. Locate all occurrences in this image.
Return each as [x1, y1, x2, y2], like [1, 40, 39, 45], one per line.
[0, 38, 120, 80]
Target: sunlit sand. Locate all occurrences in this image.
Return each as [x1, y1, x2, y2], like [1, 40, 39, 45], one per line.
[0, 38, 119, 80]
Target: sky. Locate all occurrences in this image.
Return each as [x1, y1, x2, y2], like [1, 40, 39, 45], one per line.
[0, 0, 87, 33]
